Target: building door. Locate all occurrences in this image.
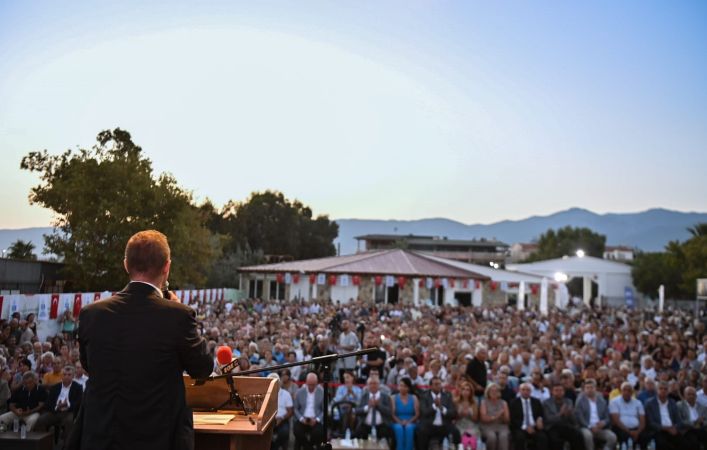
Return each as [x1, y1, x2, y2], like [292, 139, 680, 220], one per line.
[455, 292, 472, 307]
[435, 287, 445, 306]
[248, 279, 263, 299]
[387, 285, 399, 304]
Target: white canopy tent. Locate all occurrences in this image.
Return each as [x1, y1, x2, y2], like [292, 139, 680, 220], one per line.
[506, 256, 635, 307]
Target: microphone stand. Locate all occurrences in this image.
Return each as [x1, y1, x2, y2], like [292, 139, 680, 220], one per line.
[193, 348, 378, 450]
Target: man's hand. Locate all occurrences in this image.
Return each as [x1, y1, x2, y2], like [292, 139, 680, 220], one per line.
[527, 425, 535, 434]
[166, 291, 179, 301]
[434, 397, 442, 408]
[535, 418, 544, 430]
[629, 430, 639, 440]
[667, 426, 678, 435]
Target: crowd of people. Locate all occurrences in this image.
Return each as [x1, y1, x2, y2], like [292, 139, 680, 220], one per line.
[2, 295, 707, 450]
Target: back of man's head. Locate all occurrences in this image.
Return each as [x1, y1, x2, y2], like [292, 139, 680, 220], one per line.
[124, 230, 170, 278]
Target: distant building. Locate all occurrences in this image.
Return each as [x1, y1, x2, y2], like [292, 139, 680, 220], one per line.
[0, 258, 66, 294]
[603, 246, 635, 262]
[509, 242, 539, 262]
[354, 234, 508, 265]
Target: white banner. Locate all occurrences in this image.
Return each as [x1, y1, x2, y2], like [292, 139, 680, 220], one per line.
[425, 278, 433, 289]
[385, 276, 395, 287]
[9, 295, 21, 317]
[317, 273, 326, 285]
[38, 294, 51, 321]
[339, 275, 350, 287]
[60, 293, 73, 315]
[284, 273, 292, 284]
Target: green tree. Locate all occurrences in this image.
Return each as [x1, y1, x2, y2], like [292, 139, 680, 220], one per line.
[632, 224, 707, 299]
[216, 190, 338, 260]
[7, 240, 38, 261]
[526, 226, 606, 262]
[631, 251, 682, 298]
[21, 128, 221, 291]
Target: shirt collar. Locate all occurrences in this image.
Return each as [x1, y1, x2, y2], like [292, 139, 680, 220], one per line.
[129, 280, 163, 298]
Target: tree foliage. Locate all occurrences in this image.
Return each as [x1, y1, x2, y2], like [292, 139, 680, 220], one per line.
[211, 190, 338, 260]
[525, 226, 606, 262]
[7, 240, 37, 261]
[20, 129, 220, 291]
[632, 225, 707, 299]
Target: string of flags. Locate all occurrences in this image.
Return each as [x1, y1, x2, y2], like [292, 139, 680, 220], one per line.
[0, 287, 227, 321]
[266, 273, 553, 293]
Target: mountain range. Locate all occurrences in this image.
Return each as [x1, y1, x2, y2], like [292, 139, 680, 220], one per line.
[1, 208, 705, 259]
[334, 208, 707, 255]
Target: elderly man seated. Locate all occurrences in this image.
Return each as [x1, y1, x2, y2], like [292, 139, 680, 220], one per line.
[0, 371, 46, 431]
[609, 382, 650, 449]
[293, 372, 324, 450]
[354, 376, 392, 441]
[677, 386, 707, 450]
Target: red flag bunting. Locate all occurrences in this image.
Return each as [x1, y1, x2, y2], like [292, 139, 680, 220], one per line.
[276, 273, 284, 284]
[397, 276, 406, 287]
[374, 275, 383, 286]
[309, 274, 316, 284]
[50, 294, 60, 319]
[434, 278, 441, 288]
[489, 281, 498, 292]
[93, 292, 101, 302]
[73, 293, 82, 318]
[352, 275, 360, 286]
[462, 279, 469, 289]
[328, 275, 337, 286]
[531, 284, 539, 295]
[293, 274, 300, 284]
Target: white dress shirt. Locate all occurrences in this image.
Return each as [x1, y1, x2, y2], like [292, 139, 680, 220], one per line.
[432, 392, 446, 426]
[56, 383, 72, 410]
[588, 399, 600, 427]
[365, 392, 382, 426]
[303, 389, 317, 420]
[658, 400, 672, 427]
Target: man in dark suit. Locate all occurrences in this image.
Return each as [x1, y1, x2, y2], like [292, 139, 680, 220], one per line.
[36, 365, 83, 444]
[416, 376, 460, 448]
[354, 376, 392, 441]
[509, 382, 549, 450]
[645, 381, 688, 450]
[76, 230, 214, 450]
[293, 372, 325, 450]
[542, 382, 583, 450]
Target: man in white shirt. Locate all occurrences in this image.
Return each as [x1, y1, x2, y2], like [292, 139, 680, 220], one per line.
[293, 372, 324, 449]
[73, 362, 89, 391]
[417, 377, 460, 448]
[336, 320, 359, 381]
[609, 382, 650, 448]
[645, 381, 688, 450]
[677, 386, 707, 450]
[35, 365, 83, 443]
[574, 379, 616, 450]
[354, 377, 392, 441]
[268, 373, 293, 450]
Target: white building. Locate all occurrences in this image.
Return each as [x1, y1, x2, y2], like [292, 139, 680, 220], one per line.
[506, 255, 637, 307]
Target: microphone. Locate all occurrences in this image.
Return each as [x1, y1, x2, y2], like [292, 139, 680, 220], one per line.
[216, 346, 239, 374]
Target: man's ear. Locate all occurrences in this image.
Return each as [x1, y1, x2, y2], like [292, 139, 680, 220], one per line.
[124, 259, 129, 274]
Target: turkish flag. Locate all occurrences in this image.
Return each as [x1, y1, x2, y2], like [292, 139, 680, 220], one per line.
[93, 292, 101, 302]
[73, 293, 82, 318]
[328, 275, 337, 286]
[450, 279, 456, 288]
[374, 276, 383, 286]
[50, 294, 60, 319]
[293, 274, 300, 284]
[531, 284, 539, 295]
[352, 275, 360, 286]
[0, 296, 3, 316]
[489, 281, 498, 292]
[418, 279, 424, 288]
[475, 281, 481, 289]
[309, 274, 316, 284]
[434, 278, 441, 288]
[397, 276, 406, 287]
[276, 273, 284, 284]
[462, 279, 469, 289]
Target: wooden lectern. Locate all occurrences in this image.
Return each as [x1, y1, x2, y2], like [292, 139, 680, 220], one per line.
[184, 375, 278, 450]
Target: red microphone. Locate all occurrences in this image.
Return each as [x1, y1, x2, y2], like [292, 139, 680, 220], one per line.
[216, 346, 239, 373]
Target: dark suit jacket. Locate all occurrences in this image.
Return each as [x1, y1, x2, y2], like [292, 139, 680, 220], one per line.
[77, 282, 213, 450]
[510, 396, 544, 431]
[46, 381, 83, 415]
[645, 397, 683, 433]
[355, 391, 392, 425]
[419, 390, 457, 427]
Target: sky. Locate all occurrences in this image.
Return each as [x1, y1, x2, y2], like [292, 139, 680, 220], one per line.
[1, 0, 706, 229]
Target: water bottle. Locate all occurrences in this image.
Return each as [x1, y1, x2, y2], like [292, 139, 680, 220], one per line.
[627, 437, 633, 450]
[647, 439, 656, 450]
[13, 418, 19, 432]
[478, 438, 486, 450]
[345, 427, 351, 441]
[371, 425, 377, 441]
[620, 443, 626, 450]
[442, 437, 450, 450]
[20, 422, 27, 439]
